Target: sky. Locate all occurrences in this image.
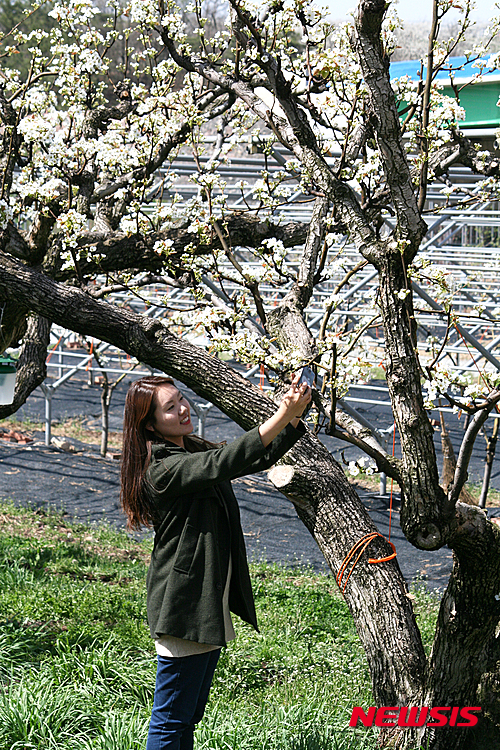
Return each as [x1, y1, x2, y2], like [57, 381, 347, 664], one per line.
[324, 0, 498, 24]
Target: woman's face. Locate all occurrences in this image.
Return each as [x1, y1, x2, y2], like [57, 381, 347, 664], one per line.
[146, 384, 192, 446]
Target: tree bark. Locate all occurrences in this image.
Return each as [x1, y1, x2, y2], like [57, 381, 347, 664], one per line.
[413, 504, 500, 750]
[51, 215, 312, 281]
[378, 260, 453, 550]
[351, 0, 426, 241]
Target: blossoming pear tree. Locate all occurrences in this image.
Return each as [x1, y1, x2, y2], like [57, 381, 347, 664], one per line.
[1, 0, 500, 746]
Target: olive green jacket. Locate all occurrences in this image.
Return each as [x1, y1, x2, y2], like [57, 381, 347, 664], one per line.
[145, 422, 305, 646]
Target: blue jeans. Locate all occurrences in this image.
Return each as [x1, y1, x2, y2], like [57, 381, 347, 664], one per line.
[146, 649, 221, 750]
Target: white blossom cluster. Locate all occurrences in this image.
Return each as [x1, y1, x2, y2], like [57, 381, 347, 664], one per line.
[348, 456, 377, 477]
[0, 199, 13, 230]
[422, 364, 484, 411]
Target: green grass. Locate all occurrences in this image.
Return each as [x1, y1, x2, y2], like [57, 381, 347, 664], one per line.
[0, 500, 439, 750]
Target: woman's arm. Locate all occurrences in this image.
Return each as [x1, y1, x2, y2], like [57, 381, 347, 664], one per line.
[147, 375, 311, 500]
[258, 374, 311, 448]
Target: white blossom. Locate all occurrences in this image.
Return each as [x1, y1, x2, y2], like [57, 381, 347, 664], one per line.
[348, 461, 360, 477]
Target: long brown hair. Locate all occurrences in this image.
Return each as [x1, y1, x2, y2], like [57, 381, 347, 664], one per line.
[120, 375, 175, 530]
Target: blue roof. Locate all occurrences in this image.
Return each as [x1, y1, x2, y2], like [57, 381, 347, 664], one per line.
[390, 56, 499, 82]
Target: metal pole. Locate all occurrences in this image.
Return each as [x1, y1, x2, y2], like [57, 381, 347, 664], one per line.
[196, 403, 215, 438]
[480, 418, 499, 509]
[412, 281, 500, 372]
[379, 472, 387, 496]
[41, 383, 53, 446]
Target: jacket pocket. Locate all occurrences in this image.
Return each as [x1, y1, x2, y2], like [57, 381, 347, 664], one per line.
[173, 523, 199, 574]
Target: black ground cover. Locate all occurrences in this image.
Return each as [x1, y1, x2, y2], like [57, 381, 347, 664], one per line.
[2, 367, 499, 591]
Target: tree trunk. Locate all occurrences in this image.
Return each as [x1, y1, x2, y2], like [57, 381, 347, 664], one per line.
[406, 506, 500, 750]
[268, 464, 425, 707]
[377, 261, 452, 551]
[375, 253, 500, 749]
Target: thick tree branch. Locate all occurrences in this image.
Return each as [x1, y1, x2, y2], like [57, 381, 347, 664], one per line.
[50, 214, 311, 281]
[379, 261, 454, 551]
[417, 0, 440, 212]
[266, 196, 330, 361]
[429, 132, 500, 179]
[0, 85, 22, 201]
[76, 86, 135, 216]
[82, 85, 135, 141]
[26, 208, 62, 264]
[294, 195, 330, 309]
[0, 221, 31, 261]
[420, 503, 500, 750]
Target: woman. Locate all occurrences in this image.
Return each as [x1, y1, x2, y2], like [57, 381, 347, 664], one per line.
[120, 374, 310, 750]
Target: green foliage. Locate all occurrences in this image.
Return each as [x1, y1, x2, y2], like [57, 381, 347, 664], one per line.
[0, 501, 440, 749]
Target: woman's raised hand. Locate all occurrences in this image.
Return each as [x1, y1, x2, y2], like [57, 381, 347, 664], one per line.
[258, 372, 312, 447]
[280, 373, 312, 420]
